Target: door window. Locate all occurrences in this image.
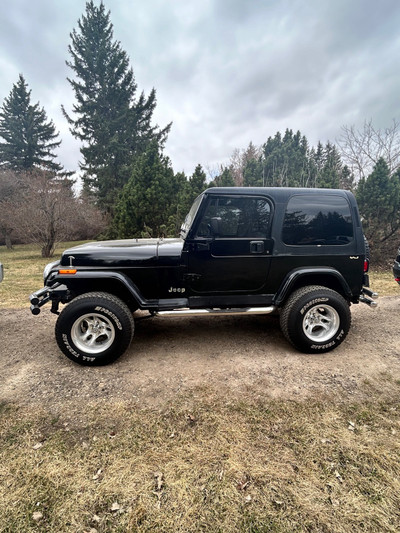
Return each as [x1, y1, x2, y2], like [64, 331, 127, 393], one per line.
[196, 196, 271, 238]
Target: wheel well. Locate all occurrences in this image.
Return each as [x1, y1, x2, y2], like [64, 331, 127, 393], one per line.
[281, 274, 348, 305]
[64, 279, 139, 311]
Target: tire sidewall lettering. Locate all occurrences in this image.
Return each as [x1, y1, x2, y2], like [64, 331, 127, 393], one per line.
[94, 306, 123, 330]
[310, 328, 345, 350]
[300, 297, 329, 315]
[62, 333, 80, 358]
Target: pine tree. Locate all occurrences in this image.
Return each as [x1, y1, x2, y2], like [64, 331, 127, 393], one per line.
[64, 0, 171, 212]
[111, 142, 178, 238]
[211, 166, 235, 187]
[318, 143, 341, 189]
[0, 74, 62, 171]
[356, 158, 400, 246]
[171, 164, 208, 234]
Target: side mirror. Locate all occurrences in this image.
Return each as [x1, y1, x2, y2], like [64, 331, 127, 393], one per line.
[210, 217, 222, 237]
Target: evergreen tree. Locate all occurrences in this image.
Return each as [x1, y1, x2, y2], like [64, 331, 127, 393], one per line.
[260, 130, 310, 187]
[356, 158, 400, 246]
[111, 142, 178, 238]
[171, 164, 207, 233]
[64, 0, 171, 212]
[0, 74, 62, 172]
[211, 166, 235, 187]
[318, 143, 341, 189]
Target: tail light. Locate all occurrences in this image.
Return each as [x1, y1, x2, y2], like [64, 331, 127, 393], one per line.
[364, 259, 369, 273]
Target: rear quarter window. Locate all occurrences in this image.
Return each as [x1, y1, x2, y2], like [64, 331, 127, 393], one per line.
[282, 195, 353, 246]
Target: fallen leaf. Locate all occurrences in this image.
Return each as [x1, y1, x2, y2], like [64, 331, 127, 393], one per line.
[186, 414, 197, 425]
[32, 443, 43, 450]
[154, 472, 164, 491]
[92, 468, 102, 481]
[236, 474, 250, 491]
[32, 511, 43, 521]
[334, 470, 343, 483]
[110, 502, 120, 512]
[273, 499, 284, 507]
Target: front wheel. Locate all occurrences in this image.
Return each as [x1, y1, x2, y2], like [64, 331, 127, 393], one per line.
[55, 292, 134, 365]
[280, 286, 351, 353]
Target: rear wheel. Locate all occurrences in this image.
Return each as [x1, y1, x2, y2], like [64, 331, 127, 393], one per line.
[55, 292, 134, 365]
[280, 285, 351, 353]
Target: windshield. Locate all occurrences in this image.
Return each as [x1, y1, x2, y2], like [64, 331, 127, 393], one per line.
[180, 194, 204, 238]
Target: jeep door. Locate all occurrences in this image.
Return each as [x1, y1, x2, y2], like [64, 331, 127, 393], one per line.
[185, 194, 274, 294]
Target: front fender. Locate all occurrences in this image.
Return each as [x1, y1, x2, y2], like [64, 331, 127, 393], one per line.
[49, 270, 155, 308]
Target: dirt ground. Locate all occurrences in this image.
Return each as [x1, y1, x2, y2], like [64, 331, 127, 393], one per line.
[1, 296, 399, 412]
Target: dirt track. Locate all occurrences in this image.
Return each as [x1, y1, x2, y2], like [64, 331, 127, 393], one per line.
[1, 296, 399, 412]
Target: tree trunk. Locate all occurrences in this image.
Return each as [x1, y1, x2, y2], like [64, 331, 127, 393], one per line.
[41, 240, 55, 258]
[5, 230, 13, 250]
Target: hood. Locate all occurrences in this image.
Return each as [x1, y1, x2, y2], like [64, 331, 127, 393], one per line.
[60, 238, 184, 267]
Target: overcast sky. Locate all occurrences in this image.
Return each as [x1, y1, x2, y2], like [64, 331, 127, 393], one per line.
[1, 0, 400, 177]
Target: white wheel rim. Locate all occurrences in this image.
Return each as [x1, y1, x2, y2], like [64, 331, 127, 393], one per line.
[71, 313, 115, 354]
[302, 304, 340, 343]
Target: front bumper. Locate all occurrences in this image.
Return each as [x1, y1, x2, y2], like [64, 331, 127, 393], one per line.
[30, 283, 69, 315]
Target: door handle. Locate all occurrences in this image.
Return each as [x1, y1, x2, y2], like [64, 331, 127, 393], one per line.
[196, 242, 210, 251]
[250, 241, 264, 253]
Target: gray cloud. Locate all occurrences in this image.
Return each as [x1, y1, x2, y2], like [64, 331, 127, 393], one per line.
[1, 0, 400, 176]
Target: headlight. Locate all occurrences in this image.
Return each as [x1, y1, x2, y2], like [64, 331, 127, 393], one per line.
[43, 260, 60, 283]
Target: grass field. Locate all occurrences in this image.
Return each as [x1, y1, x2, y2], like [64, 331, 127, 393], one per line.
[1, 242, 399, 532]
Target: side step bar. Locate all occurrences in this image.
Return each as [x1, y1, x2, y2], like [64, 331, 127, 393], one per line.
[156, 306, 277, 318]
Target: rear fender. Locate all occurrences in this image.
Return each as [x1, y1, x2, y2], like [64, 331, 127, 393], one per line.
[274, 267, 352, 306]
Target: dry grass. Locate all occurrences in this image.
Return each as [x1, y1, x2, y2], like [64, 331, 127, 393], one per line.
[1, 379, 400, 532]
[0, 242, 87, 308]
[0, 242, 398, 309]
[369, 269, 400, 297]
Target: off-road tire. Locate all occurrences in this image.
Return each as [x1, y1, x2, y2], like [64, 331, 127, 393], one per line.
[55, 292, 134, 366]
[280, 285, 351, 354]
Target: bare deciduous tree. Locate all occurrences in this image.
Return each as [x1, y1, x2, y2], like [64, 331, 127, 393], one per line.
[337, 119, 400, 180]
[2, 170, 106, 257]
[229, 142, 262, 186]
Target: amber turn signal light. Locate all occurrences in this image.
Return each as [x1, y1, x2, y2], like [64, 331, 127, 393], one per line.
[58, 269, 77, 275]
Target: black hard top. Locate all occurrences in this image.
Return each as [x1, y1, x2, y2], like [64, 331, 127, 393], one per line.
[204, 186, 355, 202]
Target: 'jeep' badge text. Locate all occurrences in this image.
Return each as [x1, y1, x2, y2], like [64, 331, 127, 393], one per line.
[168, 287, 186, 293]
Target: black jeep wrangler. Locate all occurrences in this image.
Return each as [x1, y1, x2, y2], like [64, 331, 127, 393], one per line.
[30, 187, 377, 365]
